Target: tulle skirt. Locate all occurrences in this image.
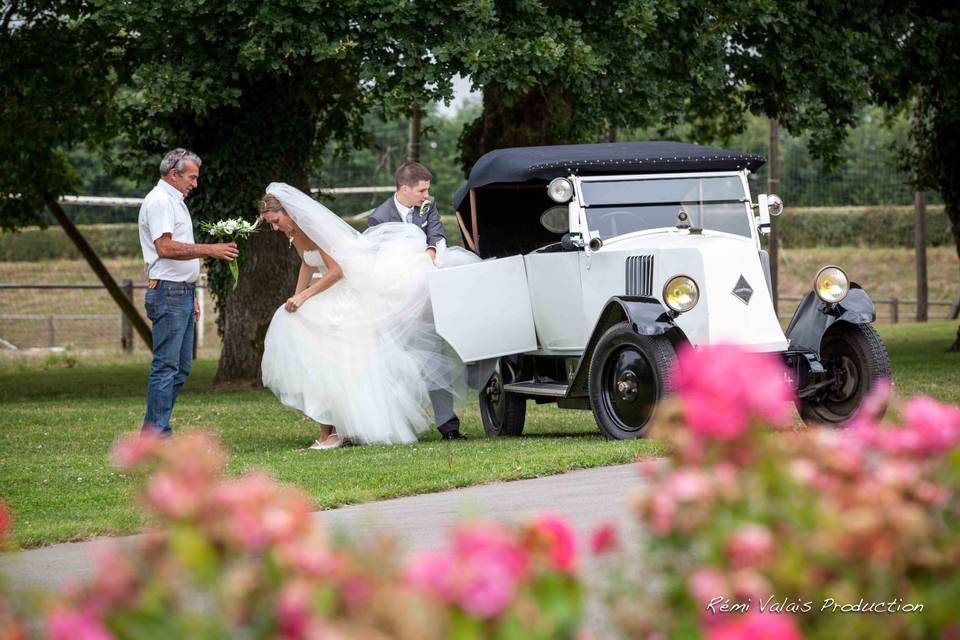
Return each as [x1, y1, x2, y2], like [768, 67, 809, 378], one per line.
[261, 223, 477, 445]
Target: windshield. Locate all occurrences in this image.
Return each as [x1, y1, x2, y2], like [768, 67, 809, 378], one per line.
[581, 176, 751, 240]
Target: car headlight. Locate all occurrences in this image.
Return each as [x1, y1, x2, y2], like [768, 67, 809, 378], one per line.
[547, 177, 574, 203]
[663, 275, 699, 313]
[814, 265, 849, 303]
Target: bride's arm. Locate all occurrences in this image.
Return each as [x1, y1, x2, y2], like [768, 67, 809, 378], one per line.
[293, 261, 315, 295]
[284, 250, 343, 312]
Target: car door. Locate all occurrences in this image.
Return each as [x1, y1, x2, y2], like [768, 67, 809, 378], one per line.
[428, 255, 538, 362]
[523, 252, 588, 351]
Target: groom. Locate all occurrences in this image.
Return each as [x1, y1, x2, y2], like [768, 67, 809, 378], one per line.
[367, 161, 466, 440]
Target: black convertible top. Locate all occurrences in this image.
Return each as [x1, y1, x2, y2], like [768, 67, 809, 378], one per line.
[452, 141, 765, 211]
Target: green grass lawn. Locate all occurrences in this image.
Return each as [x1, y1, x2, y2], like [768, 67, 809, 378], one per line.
[0, 357, 662, 548]
[1, 320, 957, 548]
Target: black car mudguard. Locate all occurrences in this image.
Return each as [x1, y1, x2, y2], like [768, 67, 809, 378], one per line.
[566, 296, 687, 398]
[784, 284, 877, 357]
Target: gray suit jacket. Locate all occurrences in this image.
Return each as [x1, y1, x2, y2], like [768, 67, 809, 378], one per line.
[367, 195, 445, 248]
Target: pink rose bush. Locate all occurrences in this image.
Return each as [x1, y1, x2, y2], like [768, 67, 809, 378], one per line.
[613, 343, 960, 639]
[0, 432, 583, 640]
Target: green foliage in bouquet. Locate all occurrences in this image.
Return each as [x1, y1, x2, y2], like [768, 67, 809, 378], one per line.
[199, 218, 260, 289]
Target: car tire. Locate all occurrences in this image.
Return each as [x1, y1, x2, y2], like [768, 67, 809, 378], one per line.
[588, 323, 675, 439]
[798, 322, 891, 425]
[479, 358, 527, 437]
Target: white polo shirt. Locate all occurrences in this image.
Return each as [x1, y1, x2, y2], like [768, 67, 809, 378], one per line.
[138, 180, 200, 283]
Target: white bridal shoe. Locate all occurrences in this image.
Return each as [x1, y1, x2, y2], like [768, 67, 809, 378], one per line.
[309, 435, 351, 451]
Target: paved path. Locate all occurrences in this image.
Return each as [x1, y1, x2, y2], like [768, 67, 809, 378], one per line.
[0, 463, 648, 595]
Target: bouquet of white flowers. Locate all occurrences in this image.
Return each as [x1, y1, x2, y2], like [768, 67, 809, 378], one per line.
[200, 217, 260, 288]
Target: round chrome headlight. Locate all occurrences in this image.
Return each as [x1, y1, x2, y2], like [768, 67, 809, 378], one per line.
[547, 177, 574, 203]
[814, 265, 849, 303]
[663, 275, 700, 313]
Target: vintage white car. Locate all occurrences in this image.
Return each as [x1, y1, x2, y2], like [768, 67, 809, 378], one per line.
[429, 142, 890, 439]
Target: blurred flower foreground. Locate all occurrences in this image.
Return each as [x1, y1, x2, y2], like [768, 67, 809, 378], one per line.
[612, 344, 960, 640]
[1, 344, 958, 639]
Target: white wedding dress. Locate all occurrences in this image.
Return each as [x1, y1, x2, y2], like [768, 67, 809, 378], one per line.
[260, 183, 477, 445]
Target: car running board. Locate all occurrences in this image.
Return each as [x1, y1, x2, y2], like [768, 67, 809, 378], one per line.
[502, 382, 569, 397]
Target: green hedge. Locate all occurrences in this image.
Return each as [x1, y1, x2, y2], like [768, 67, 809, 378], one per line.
[0, 208, 951, 261]
[778, 205, 952, 248]
[0, 218, 466, 262]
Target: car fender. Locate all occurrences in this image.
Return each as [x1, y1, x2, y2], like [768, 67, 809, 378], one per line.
[567, 296, 687, 397]
[784, 285, 877, 357]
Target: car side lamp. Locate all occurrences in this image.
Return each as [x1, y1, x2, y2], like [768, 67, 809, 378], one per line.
[755, 193, 783, 234]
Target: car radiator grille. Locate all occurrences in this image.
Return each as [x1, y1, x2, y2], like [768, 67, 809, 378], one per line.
[625, 255, 654, 296]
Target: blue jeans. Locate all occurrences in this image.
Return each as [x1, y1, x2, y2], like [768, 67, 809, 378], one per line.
[142, 281, 195, 437]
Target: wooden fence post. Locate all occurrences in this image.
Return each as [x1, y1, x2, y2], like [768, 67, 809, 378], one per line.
[121, 279, 134, 352]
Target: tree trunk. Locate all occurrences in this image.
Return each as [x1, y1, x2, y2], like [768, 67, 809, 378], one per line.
[768, 118, 780, 312]
[459, 85, 574, 172]
[407, 105, 422, 162]
[213, 229, 298, 385]
[915, 190, 928, 321]
[937, 127, 960, 351]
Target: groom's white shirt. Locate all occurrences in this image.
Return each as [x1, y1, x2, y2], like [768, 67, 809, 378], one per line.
[138, 179, 200, 283]
[393, 195, 414, 223]
[393, 195, 446, 264]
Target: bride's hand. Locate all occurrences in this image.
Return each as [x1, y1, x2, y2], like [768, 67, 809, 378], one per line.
[285, 293, 306, 312]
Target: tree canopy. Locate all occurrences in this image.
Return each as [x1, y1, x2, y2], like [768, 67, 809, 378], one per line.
[3, 0, 958, 376]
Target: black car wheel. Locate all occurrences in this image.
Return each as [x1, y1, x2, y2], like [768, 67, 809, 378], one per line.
[588, 323, 675, 439]
[798, 322, 891, 425]
[479, 358, 527, 436]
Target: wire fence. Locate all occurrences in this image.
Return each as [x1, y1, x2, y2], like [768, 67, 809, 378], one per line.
[0, 266, 219, 356]
[0, 277, 955, 356]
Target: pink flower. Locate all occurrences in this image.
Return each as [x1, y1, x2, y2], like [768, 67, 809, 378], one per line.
[726, 524, 774, 569]
[46, 607, 114, 640]
[454, 524, 530, 582]
[406, 546, 519, 618]
[406, 522, 532, 619]
[144, 471, 201, 519]
[648, 491, 678, 534]
[110, 432, 161, 470]
[459, 560, 520, 618]
[85, 549, 137, 613]
[667, 469, 711, 502]
[209, 473, 313, 551]
[688, 568, 726, 605]
[671, 344, 794, 440]
[276, 582, 312, 640]
[530, 514, 578, 573]
[901, 395, 960, 454]
[706, 611, 802, 640]
[590, 523, 619, 555]
[277, 539, 338, 578]
[0, 500, 10, 539]
[405, 550, 457, 602]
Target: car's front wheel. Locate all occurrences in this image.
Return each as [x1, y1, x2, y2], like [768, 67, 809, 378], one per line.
[798, 322, 891, 425]
[479, 358, 527, 436]
[588, 323, 675, 439]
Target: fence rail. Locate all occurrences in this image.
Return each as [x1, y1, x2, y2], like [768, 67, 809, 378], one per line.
[777, 295, 958, 322]
[1, 281, 207, 352]
[1, 284, 957, 353]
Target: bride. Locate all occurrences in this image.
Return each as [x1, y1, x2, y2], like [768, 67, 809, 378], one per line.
[258, 183, 468, 449]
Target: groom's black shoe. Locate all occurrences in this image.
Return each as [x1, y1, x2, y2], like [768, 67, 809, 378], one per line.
[441, 429, 467, 440]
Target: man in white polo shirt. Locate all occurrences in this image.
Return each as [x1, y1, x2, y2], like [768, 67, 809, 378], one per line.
[138, 148, 238, 437]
